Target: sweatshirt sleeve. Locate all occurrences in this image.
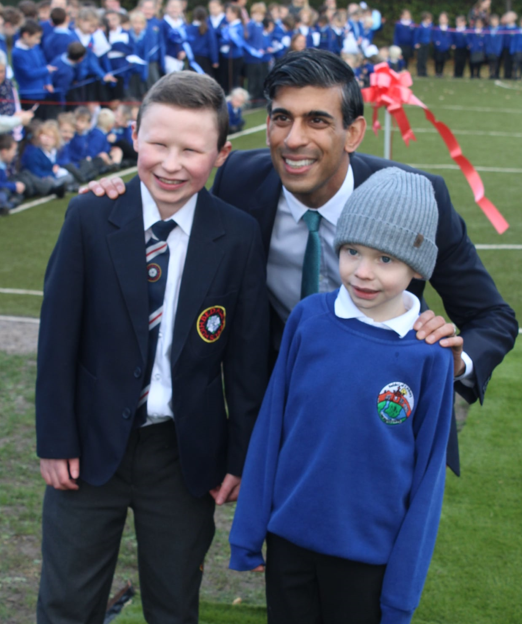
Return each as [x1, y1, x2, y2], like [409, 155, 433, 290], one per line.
[229, 304, 304, 571]
[379, 348, 454, 624]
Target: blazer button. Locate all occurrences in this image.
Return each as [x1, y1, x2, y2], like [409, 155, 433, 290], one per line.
[134, 367, 142, 378]
[122, 407, 132, 419]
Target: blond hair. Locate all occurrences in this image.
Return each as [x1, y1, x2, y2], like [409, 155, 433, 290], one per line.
[97, 108, 116, 132]
[36, 120, 63, 148]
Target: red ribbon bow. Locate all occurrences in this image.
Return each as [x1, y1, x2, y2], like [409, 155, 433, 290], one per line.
[362, 63, 509, 234]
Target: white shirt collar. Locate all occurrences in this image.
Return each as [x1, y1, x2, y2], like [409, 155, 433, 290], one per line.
[15, 40, 31, 50]
[282, 164, 354, 227]
[141, 181, 197, 237]
[334, 285, 420, 338]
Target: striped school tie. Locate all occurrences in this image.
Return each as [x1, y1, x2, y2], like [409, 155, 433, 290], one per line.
[135, 219, 177, 426]
[300, 210, 322, 299]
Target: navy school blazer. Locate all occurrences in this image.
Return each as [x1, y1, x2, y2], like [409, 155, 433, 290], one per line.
[212, 149, 519, 474]
[36, 176, 270, 497]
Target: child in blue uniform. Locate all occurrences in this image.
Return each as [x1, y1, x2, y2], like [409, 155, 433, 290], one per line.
[432, 12, 451, 77]
[509, 16, 522, 80]
[393, 9, 415, 69]
[230, 168, 458, 624]
[414, 12, 432, 77]
[50, 42, 86, 113]
[468, 18, 486, 78]
[42, 7, 74, 63]
[452, 15, 468, 78]
[485, 14, 503, 79]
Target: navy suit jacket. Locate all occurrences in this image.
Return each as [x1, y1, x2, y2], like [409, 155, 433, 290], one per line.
[212, 149, 519, 474]
[36, 177, 270, 497]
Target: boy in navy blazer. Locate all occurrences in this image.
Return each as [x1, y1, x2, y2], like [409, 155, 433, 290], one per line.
[35, 71, 269, 623]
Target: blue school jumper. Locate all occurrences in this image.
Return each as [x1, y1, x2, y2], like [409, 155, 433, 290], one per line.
[432, 26, 452, 53]
[12, 42, 51, 101]
[50, 54, 79, 104]
[227, 101, 243, 128]
[208, 13, 227, 50]
[185, 23, 219, 65]
[40, 19, 54, 42]
[503, 23, 517, 51]
[244, 21, 264, 64]
[348, 19, 363, 43]
[129, 29, 150, 82]
[86, 127, 111, 159]
[146, 16, 162, 64]
[0, 33, 6, 56]
[510, 28, 522, 54]
[393, 20, 415, 48]
[317, 25, 336, 53]
[272, 24, 291, 59]
[230, 290, 453, 623]
[72, 29, 109, 82]
[21, 144, 58, 178]
[485, 27, 503, 57]
[42, 26, 75, 63]
[414, 23, 432, 46]
[57, 141, 72, 167]
[69, 132, 90, 166]
[108, 27, 133, 88]
[297, 25, 316, 49]
[220, 20, 246, 60]
[0, 163, 17, 193]
[113, 124, 133, 144]
[160, 17, 186, 73]
[468, 30, 486, 56]
[452, 27, 468, 49]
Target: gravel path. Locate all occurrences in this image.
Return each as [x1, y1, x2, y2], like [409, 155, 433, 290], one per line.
[0, 317, 39, 354]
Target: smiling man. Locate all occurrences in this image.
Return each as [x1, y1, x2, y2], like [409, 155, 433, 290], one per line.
[89, 49, 517, 474]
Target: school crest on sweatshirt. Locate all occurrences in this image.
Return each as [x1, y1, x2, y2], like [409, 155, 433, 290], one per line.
[377, 382, 414, 425]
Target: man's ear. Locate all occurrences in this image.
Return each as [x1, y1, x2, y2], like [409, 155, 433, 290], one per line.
[214, 140, 232, 168]
[265, 114, 271, 146]
[344, 116, 367, 154]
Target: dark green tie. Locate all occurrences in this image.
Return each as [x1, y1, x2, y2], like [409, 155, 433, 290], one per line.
[301, 210, 322, 299]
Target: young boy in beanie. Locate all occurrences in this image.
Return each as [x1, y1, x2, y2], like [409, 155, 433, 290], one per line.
[229, 167, 461, 624]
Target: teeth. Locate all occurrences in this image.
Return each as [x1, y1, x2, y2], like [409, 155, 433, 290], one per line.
[158, 177, 184, 185]
[284, 158, 314, 169]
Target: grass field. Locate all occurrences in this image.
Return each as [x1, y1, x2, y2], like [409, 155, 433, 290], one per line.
[0, 76, 521, 623]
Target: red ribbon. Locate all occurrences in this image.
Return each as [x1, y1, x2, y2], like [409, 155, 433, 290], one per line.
[362, 63, 509, 234]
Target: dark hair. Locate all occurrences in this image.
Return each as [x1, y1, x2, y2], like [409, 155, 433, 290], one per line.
[421, 12, 432, 21]
[192, 6, 209, 35]
[0, 133, 16, 151]
[20, 19, 43, 37]
[19, 0, 38, 19]
[224, 3, 242, 21]
[264, 49, 364, 128]
[1, 7, 24, 27]
[136, 71, 229, 150]
[50, 7, 67, 25]
[74, 106, 92, 121]
[67, 41, 87, 61]
[262, 16, 274, 29]
[281, 14, 295, 29]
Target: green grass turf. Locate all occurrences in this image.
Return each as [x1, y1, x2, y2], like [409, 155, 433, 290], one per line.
[3, 342, 518, 623]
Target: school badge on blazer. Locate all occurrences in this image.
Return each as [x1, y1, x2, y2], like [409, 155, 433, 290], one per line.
[197, 306, 226, 343]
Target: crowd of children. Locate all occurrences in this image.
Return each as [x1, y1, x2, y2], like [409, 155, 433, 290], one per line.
[1, 0, 522, 213]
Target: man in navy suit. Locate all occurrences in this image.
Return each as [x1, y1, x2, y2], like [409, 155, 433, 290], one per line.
[36, 71, 269, 623]
[90, 50, 518, 476]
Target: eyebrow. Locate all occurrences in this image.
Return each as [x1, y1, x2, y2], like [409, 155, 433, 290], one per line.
[270, 107, 335, 121]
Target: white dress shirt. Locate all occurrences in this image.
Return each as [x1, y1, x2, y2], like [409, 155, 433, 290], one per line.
[266, 166, 474, 384]
[141, 182, 197, 426]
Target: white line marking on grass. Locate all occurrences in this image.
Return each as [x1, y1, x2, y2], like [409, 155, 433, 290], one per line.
[475, 245, 522, 250]
[0, 288, 44, 295]
[228, 123, 266, 139]
[409, 164, 522, 173]
[412, 128, 522, 138]
[419, 105, 522, 114]
[494, 80, 522, 91]
[0, 315, 40, 324]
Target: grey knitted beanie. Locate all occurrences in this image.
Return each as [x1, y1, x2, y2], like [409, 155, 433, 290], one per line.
[334, 167, 439, 279]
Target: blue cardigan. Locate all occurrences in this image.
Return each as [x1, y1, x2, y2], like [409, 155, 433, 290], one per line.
[21, 144, 57, 178]
[186, 23, 219, 64]
[230, 290, 453, 624]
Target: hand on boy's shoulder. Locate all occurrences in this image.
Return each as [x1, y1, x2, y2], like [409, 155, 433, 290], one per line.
[413, 310, 465, 377]
[80, 177, 126, 199]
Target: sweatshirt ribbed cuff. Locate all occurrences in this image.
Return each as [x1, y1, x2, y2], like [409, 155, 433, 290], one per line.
[229, 545, 264, 572]
[380, 602, 415, 624]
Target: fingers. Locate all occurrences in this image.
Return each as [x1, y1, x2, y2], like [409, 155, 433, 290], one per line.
[212, 475, 241, 505]
[415, 312, 458, 344]
[40, 459, 79, 490]
[252, 565, 265, 572]
[85, 178, 125, 199]
[440, 335, 463, 350]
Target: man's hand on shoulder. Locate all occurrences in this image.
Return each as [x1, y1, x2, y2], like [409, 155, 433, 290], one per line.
[79, 177, 126, 199]
[40, 458, 80, 490]
[414, 310, 465, 377]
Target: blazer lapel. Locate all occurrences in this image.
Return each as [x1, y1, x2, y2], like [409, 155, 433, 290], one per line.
[170, 188, 226, 367]
[350, 152, 374, 189]
[244, 163, 281, 256]
[107, 176, 149, 363]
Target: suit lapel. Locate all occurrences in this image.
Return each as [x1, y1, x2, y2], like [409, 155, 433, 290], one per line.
[170, 188, 226, 367]
[350, 152, 374, 189]
[244, 163, 281, 256]
[107, 176, 149, 363]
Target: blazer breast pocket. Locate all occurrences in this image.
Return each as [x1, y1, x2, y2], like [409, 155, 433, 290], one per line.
[188, 291, 238, 359]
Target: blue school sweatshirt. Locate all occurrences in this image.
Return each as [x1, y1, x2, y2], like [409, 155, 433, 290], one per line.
[432, 26, 452, 52]
[146, 17, 162, 63]
[129, 29, 150, 81]
[50, 54, 79, 103]
[185, 23, 219, 64]
[68, 132, 89, 166]
[244, 21, 265, 63]
[393, 21, 416, 47]
[485, 27, 503, 57]
[21, 144, 57, 178]
[468, 30, 485, 55]
[414, 22, 432, 46]
[503, 23, 517, 50]
[452, 28, 468, 49]
[229, 290, 454, 624]
[12, 42, 51, 99]
[220, 20, 245, 60]
[42, 26, 75, 63]
[86, 127, 111, 159]
[510, 28, 522, 54]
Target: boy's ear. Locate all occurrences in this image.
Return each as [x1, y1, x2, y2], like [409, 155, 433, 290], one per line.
[214, 140, 232, 168]
[412, 271, 424, 280]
